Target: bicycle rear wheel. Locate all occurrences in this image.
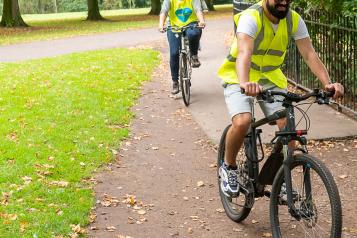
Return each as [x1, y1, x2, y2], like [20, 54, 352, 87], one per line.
[270, 154, 342, 238]
[217, 125, 252, 222]
[179, 53, 191, 106]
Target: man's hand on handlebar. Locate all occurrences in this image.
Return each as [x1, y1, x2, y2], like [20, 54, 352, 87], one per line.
[198, 21, 206, 28]
[240, 82, 263, 96]
[325, 83, 344, 100]
[158, 25, 166, 33]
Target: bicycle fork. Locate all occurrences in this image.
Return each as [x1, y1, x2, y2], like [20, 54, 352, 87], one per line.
[282, 143, 314, 221]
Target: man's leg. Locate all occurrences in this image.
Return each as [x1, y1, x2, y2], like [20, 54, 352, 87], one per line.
[167, 29, 181, 94]
[219, 84, 253, 197]
[186, 24, 202, 68]
[225, 113, 251, 166]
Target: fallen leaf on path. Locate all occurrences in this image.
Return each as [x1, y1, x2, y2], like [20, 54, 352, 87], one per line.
[252, 219, 259, 224]
[137, 209, 146, 215]
[209, 163, 217, 168]
[339, 175, 348, 179]
[262, 232, 272, 237]
[151, 146, 159, 150]
[197, 181, 205, 187]
[106, 226, 116, 232]
[233, 228, 243, 232]
[216, 208, 224, 213]
[188, 227, 193, 234]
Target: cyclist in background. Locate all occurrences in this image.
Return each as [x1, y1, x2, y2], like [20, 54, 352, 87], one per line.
[217, 0, 344, 197]
[159, 0, 206, 94]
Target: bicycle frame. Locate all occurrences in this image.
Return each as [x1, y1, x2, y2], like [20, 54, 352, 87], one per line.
[245, 99, 311, 219]
[178, 31, 192, 80]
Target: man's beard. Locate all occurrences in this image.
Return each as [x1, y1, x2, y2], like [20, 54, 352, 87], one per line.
[266, 1, 290, 19]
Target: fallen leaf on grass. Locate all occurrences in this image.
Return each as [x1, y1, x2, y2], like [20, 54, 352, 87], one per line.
[22, 176, 32, 185]
[70, 224, 86, 234]
[49, 181, 69, 187]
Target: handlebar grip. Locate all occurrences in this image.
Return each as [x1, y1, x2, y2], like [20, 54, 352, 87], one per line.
[325, 88, 335, 97]
[240, 88, 245, 94]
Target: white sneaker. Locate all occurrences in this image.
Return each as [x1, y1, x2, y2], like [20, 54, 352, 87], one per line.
[219, 163, 239, 197]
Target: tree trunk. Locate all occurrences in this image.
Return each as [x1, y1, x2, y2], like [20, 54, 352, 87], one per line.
[148, 0, 161, 15]
[87, 0, 104, 21]
[53, 0, 58, 13]
[205, 0, 215, 11]
[0, 0, 28, 27]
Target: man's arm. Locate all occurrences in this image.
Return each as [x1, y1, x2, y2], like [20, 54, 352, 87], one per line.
[158, 0, 170, 32]
[158, 13, 167, 32]
[296, 38, 344, 99]
[192, 0, 205, 27]
[236, 33, 261, 96]
[196, 10, 205, 27]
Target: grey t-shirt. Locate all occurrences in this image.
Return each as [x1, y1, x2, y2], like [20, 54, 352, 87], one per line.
[237, 13, 309, 40]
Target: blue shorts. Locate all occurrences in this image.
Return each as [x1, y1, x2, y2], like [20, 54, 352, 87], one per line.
[223, 82, 286, 119]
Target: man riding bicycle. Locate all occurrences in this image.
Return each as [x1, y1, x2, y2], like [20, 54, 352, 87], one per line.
[217, 0, 344, 197]
[159, 0, 206, 94]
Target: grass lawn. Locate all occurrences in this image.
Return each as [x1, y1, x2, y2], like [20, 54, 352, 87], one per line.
[0, 48, 159, 237]
[0, 5, 233, 45]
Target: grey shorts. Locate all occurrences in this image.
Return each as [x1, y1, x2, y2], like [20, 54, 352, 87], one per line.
[223, 82, 287, 119]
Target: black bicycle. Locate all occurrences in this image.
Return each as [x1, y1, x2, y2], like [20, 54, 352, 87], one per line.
[164, 24, 202, 106]
[217, 88, 342, 237]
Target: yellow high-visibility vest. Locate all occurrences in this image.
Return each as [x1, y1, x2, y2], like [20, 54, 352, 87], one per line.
[169, 0, 198, 28]
[218, 1, 300, 88]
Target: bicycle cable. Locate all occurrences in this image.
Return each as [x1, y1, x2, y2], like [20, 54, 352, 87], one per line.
[294, 102, 313, 131]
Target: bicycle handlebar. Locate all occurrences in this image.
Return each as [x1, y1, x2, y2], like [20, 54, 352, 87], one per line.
[241, 87, 335, 104]
[161, 24, 204, 33]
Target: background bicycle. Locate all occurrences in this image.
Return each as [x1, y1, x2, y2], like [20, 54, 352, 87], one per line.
[217, 88, 342, 237]
[163, 24, 203, 106]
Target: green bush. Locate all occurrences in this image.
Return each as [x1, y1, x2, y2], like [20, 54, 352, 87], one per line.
[57, 0, 88, 12]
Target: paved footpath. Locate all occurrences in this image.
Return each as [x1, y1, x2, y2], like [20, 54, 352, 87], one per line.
[1, 18, 356, 143]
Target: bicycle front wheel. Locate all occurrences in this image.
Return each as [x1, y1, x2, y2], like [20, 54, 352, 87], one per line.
[217, 125, 252, 222]
[179, 53, 191, 106]
[270, 154, 342, 238]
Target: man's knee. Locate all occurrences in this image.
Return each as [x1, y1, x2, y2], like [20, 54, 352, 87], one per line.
[231, 113, 251, 130]
[169, 50, 180, 60]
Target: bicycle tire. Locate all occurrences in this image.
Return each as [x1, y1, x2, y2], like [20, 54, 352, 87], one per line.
[270, 154, 342, 238]
[179, 53, 191, 106]
[217, 125, 252, 222]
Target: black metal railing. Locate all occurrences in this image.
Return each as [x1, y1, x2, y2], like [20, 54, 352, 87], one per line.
[233, 1, 357, 115]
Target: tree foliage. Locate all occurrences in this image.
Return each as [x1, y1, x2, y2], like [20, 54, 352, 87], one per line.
[292, 0, 357, 16]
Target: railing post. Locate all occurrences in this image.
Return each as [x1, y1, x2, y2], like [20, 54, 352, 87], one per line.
[295, 45, 300, 85]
